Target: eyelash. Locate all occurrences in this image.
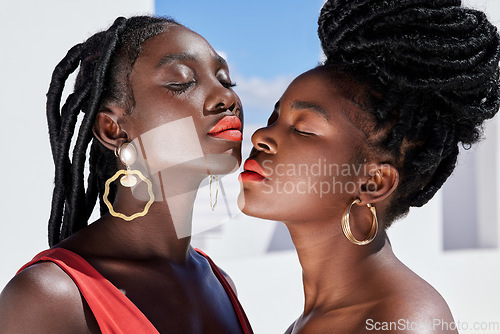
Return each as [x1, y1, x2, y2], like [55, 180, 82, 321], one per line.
[292, 127, 313, 136]
[221, 81, 237, 89]
[167, 80, 235, 93]
[167, 82, 195, 94]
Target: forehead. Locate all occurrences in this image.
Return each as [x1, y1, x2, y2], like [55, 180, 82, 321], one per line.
[137, 25, 220, 63]
[281, 67, 373, 139]
[282, 68, 355, 115]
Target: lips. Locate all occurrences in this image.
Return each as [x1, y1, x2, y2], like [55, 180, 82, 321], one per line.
[239, 159, 267, 182]
[208, 115, 242, 141]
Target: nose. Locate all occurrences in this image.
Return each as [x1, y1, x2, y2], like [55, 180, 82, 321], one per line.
[205, 82, 237, 114]
[251, 126, 278, 154]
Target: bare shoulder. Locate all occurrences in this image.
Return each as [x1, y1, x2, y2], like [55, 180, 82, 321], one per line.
[367, 272, 457, 334]
[0, 261, 98, 333]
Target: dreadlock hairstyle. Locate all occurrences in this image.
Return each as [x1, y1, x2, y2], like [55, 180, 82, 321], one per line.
[46, 16, 180, 246]
[318, 0, 500, 226]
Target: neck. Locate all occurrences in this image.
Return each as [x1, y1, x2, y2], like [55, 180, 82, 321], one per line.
[284, 216, 393, 314]
[93, 167, 208, 263]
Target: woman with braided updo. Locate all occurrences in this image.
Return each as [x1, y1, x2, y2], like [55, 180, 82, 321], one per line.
[0, 16, 253, 333]
[238, 0, 499, 333]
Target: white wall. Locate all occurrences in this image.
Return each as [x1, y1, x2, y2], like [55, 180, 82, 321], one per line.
[0, 0, 154, 288]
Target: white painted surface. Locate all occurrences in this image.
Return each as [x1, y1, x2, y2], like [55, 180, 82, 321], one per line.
[0, 0, 154, 288]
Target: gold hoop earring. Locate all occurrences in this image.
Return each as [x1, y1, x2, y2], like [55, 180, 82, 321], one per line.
[103, 142, 155, 221]
[209, 175, 219, 211]
[341, 198, 378, 245]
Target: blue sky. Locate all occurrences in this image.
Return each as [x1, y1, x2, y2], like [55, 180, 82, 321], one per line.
[155, 0, 325, 124]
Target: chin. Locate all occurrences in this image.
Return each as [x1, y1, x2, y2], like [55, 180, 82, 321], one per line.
[205, 151, 241, 175]
[237, 190, 279, 221]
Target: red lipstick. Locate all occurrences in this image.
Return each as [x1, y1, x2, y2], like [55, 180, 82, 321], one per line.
[208, 115, 242, 141]
[239, 159, 267, 182]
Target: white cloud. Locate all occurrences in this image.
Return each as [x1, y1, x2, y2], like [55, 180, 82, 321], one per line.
[217, 49, 294, 122]
[233, 74, 293, 113]
[216, 50, 228, 62]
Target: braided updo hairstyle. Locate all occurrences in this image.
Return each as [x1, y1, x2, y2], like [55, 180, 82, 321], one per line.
[46, 16, 179, 246]
[318, 0, 500, 226]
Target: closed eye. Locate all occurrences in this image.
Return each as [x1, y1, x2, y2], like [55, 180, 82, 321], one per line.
[166, 82, 195, 94]
[221, 81, 237, 89]
[292, 127, 314, 136]
[169, 82, 195, 88]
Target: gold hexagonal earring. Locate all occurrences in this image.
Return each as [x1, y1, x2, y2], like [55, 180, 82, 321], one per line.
[103, 142, 155, 221]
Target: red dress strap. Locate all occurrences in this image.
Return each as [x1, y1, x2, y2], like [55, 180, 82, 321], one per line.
[195, 248, 254, 334]
[18, 248, 253, 333]
[17, 248, 159, 334]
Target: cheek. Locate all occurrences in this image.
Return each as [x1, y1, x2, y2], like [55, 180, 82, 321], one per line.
[132, 116, 205, 174]
[238, 163, 365, 221]
[135, 87, 201, 119]
[237, 174, 331, 221]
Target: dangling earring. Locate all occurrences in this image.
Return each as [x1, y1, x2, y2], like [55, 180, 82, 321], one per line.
[209, 175, 219, 211]
[103, 142, 155, 221]
[341, 198, 378, 245]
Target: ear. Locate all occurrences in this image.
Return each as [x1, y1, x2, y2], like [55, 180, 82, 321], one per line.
[92, 105, 129, 151]
[358, 164, 399, 205]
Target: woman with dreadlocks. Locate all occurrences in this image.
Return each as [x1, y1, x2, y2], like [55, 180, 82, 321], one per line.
[0, 16, 252, 333]
[238, 0, 499, 333]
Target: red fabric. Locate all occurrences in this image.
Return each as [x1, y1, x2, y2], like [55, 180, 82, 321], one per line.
[18, 248, 158, 333]
[17, 248, 253, 334]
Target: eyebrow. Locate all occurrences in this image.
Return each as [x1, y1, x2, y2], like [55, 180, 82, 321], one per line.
[290, 100, 329, 121]
[214, 54, 227, 66]
[156, 53, 228, 68]
[156, 53, 196, 67]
